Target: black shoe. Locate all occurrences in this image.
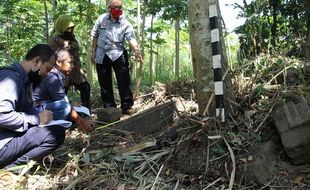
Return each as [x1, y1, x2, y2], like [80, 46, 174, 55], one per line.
[122, 108, 137, 115]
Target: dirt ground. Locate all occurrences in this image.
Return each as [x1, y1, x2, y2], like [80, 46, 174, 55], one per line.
[1, 67, 310, 189]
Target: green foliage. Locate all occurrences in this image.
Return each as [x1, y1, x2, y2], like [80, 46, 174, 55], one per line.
[254, 133, 262, 143]
[67, 80, 102, 108]
[145, 0, 188, 20]
[0, 0, 50, 65]
[0, 0, 193, 99]
[226, 33, 240, 69]
[137, 24, 192, 86]
[255, 83, 265, 96]
[210, 145, 226, 159]
[234, 0, 308, 59]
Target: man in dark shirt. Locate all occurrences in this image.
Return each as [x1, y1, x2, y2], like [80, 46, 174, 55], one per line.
[0, 44, 65, 169]
[32, 48, 93, 133]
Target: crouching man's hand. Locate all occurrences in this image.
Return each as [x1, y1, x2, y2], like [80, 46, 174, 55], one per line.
[39, 110, 53, 125]
[70, 109, 93, 133]
[77, 117, 93, 133]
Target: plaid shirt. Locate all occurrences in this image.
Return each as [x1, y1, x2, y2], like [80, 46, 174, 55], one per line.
[91, 13, 137, 63]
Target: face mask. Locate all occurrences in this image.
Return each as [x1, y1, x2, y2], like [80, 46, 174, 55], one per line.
[64, 31, 73, 35]
[110, 8, 123, 18]
[28, 70, 42, 86]
[63, 31, 76, 41]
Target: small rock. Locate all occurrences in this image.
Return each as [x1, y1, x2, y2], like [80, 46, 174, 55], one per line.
[96, 107, 122, 123]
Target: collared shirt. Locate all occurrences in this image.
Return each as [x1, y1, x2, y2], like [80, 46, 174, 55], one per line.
[91, 13, 137, 63]
[0, 63, 39, 150]
[32, 68, 69, 104]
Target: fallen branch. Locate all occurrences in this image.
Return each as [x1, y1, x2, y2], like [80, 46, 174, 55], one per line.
[255, 103, 276, 133]
[151, 164, 164, 190]
[135, 92, 154, 99]
[266, 64, 294, 86]
[94, 119, 122, 131]
[223, 137, 236, 190]
[205, 138, 210, 175]
[133, 60, 144, 98]
[203, 177, 223, 190]
[173, 179, 179, 190]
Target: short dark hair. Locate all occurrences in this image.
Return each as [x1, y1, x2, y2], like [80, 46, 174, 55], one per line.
[25, 44, 55, 63]
[55, 48, 71, 62]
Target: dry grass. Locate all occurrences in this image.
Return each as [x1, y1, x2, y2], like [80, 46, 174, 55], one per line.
[2, 55, 310, 189]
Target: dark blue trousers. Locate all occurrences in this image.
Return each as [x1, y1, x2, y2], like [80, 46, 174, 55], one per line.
[0, 126, 65, 169]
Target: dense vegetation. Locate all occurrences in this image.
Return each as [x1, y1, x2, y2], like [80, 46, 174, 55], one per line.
[0, 0, 309, 95]
[0, 0, 191, 96]
[234, 0, 309, 60]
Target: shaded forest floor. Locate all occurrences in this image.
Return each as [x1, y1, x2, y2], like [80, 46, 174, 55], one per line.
[1, 54, 310, 189]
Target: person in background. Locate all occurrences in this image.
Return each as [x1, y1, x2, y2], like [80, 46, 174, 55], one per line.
[0, 44, 65, 169]
[90, 0, 143, 115]
[32, 48, 93, 133]
[49, 15, 91, 110]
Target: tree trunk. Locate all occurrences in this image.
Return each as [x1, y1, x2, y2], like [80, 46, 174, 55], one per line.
[106, 0, 109, 11]
[188, 0, 214, 115]
[270, 0, 279, 47]
[303, 0, 310, 60]
[156, 45, 160, 81]
[188, 0, 234, 116]
[6, 15, 11, 63]
[141, 0, 147, 58]
[149, 15, 154, 84]
[44, 0, 49, 42]
[52, 0, 57, 20]
[135, 0, 147, 82]
[133, 0, 143, 97]
[84, 0, 94, 86]
[175, 19, 180, 79]
[136, 0, 141, 42]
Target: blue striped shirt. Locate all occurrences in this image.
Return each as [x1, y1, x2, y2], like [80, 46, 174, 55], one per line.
[91, 13, 137, 63]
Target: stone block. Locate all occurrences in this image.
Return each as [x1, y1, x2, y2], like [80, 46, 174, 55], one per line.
[246, 140, 281, 185]
[285, 101, 301, 129]
[281, 125, 310, 165]
[297, 102, 309, 115]
[273, 100, 310, 165]
[273, 104, 290, 133]
[96, 107, 122, 123]
[113, 102, 175, 134]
